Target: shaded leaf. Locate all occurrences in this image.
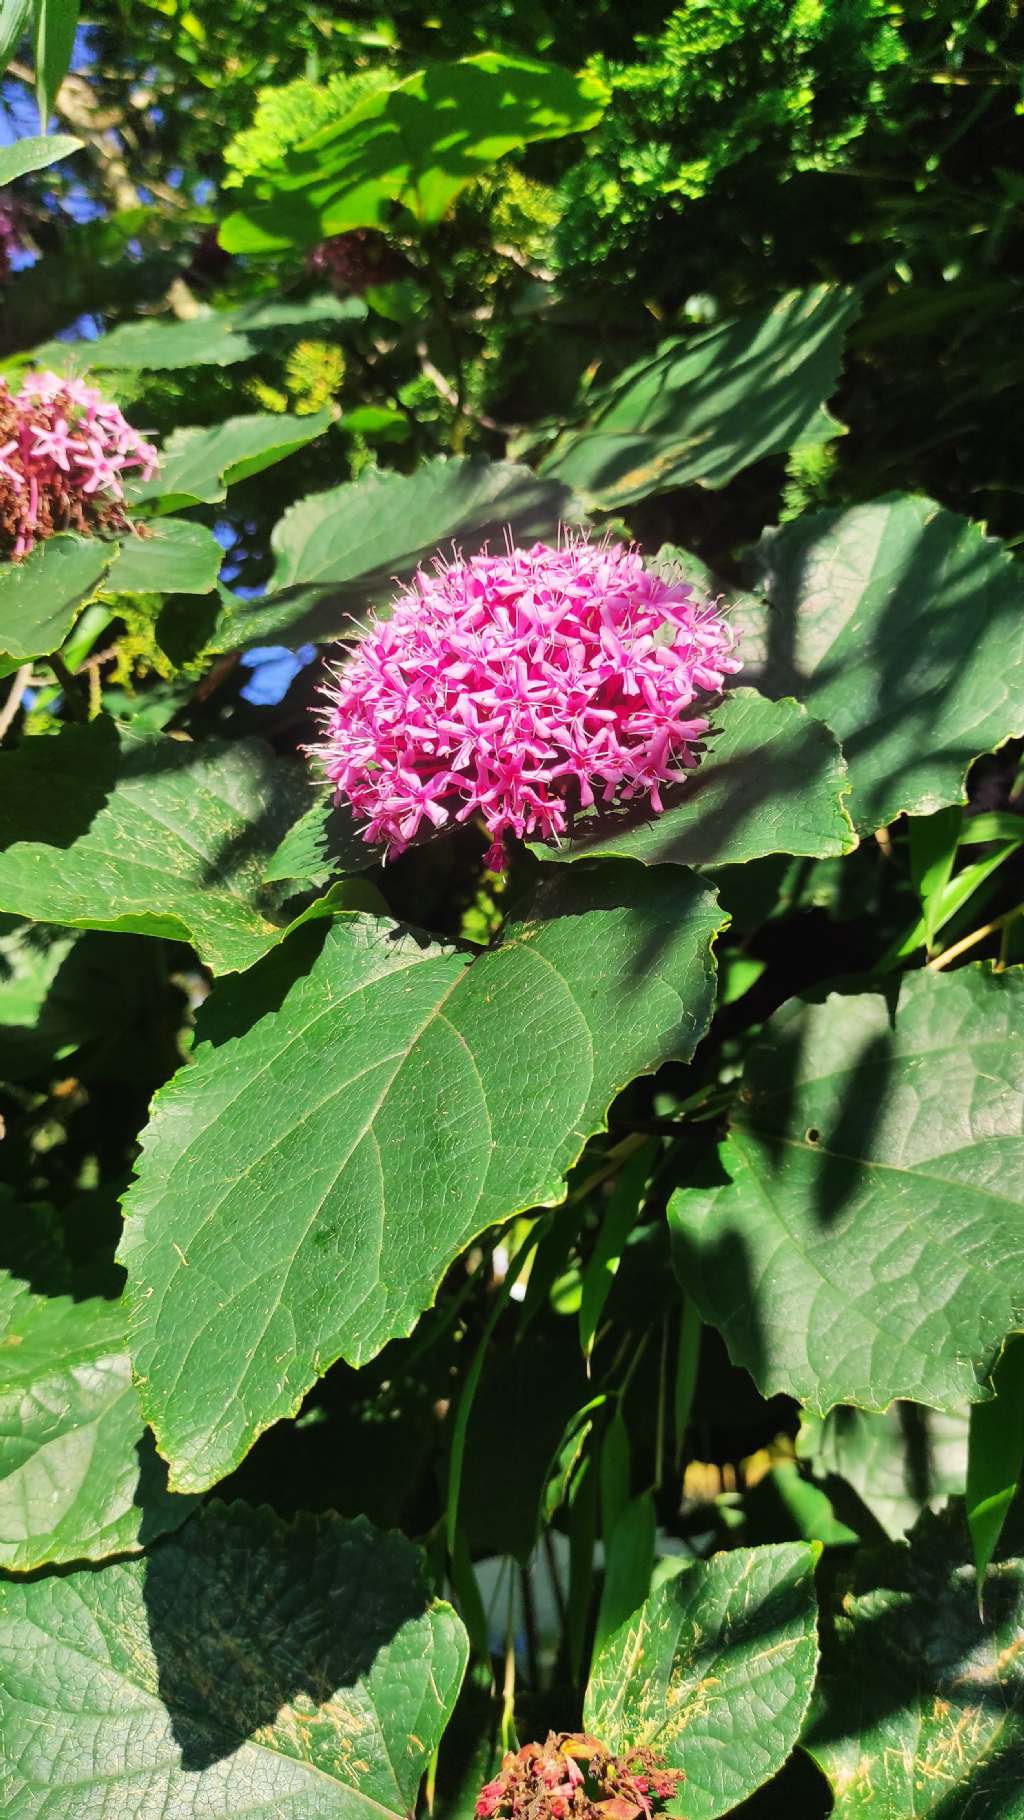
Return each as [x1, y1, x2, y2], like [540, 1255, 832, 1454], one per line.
[111, 518, 223, 595]
[0, 534, 114, 663]
[0, 1269, 195, 1570]
[669, 965, 1024, 1416]
[797, 1403, 970, 1540]
[805, 1506, 1024, 1816]
[740, 495, 1024, 832]
[967, 1334, 1024, 1589]
[528, 689, 855, 871]
[0, 130, 80, 184]
[134, 408, 334, 512]
[0, 1501, 468, 1818]
[585, 1542, 819, 1820]
[543, 287, 859, 509]
[223, 455, 577, 648]
[593, 1492, 656, 1658]
[220, 53, 608, 253]
[119, 863, 726, 1490]
[0, 719, 308, 975]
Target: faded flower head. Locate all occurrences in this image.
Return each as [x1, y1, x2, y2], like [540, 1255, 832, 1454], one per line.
[475, 1732, 684, 1820]
[0, 371, 159, 559]
[316, 534, 740, 871]
[0, 193, 25, 284]
[306, 229, 405, 295]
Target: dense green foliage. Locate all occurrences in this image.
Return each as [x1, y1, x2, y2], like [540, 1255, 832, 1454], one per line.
[2, 3, 1024, 1816]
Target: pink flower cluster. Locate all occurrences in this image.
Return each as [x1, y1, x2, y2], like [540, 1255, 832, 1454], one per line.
[317, 536, 740, 870]
[0, 371, 158, 558]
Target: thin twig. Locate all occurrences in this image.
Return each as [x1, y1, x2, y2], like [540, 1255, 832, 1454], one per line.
[927, 904, 1024, 971]
[0, 664, 32, 741]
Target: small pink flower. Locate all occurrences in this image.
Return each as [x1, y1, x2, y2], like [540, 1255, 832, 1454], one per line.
[0, 370, 158, 558]
[315, 535, 740, 870]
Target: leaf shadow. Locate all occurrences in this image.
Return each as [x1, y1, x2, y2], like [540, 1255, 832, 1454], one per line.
[141, 1504, 436, 1773]
[744, 501, 1022, 829]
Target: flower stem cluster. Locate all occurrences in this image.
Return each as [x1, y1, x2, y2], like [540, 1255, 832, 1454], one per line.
[0, 371, 158, 559]
[317, 536, 740, 871]
[475, 1731, 684, 1820]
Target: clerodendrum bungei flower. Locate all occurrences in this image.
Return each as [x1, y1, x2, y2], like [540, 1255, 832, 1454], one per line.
[0, 371, 159, 559]
[316, 535, 741, 871]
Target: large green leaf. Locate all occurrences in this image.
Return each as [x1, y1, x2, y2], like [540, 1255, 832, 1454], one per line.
[30, 295, 363, 378]
[134, 408, 334, 512]
[220, 456, 576, 647]
[0, 1501, 468, 1819]
[0, 534, 114, 664]
[0, 1270, 195, 1570]
[797, 1403, 970, 1541]
[0, 131, 81, 184]
[111, 519, 224, 595]
[738, 494, 1024, 833]
[0, 720, 308, 975]
[584, 1542, 819, 1820]
[528, 689, 855, 870]
[120, 863, 726, 1490]
[220, 53, 608, 254]
[805, 1507, 1024, 1816]
[669, 965, 1024, 1416]
[541, 287, 858, 509]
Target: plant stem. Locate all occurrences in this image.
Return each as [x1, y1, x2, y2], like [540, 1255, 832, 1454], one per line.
[927, 904, 1024, 971]
[46, 653, 88, 720]
[0, 665, 32, 742]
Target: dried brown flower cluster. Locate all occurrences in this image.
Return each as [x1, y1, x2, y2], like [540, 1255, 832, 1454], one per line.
[475, 1732, 684, 1820]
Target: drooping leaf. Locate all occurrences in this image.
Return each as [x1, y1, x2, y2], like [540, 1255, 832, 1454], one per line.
[110, 518, 224, 595]
[134, 408, 334, 512]
[542, 287, 859, 509]
[669, 965, 1024, 1416]
[585, 1542, 819, 1820]
[805, 1506, 1024, 1816]
[528, 689, 855, 870]
[221, 456, 577, 648]
[0, 534, 114, 664]
[0, 130, 81, 184]
[967, 1334, 1024, 1589]
[119, 863, 726, 1491]
[0, 1269, 196, 1571]
[0, 1501, 468, 1818]
[32, 0, 78, 128]
[738, 495, 1024, 832]
[797, 1403, 970, 1540]
[0, 719, 308, 974]
[220, 53, 608, 253]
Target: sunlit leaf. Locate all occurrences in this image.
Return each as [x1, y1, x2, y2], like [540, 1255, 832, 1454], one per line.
[220, 53, 608, 252]
[585, 1542, 819, 1820]
[120, 864, 726, 1490]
